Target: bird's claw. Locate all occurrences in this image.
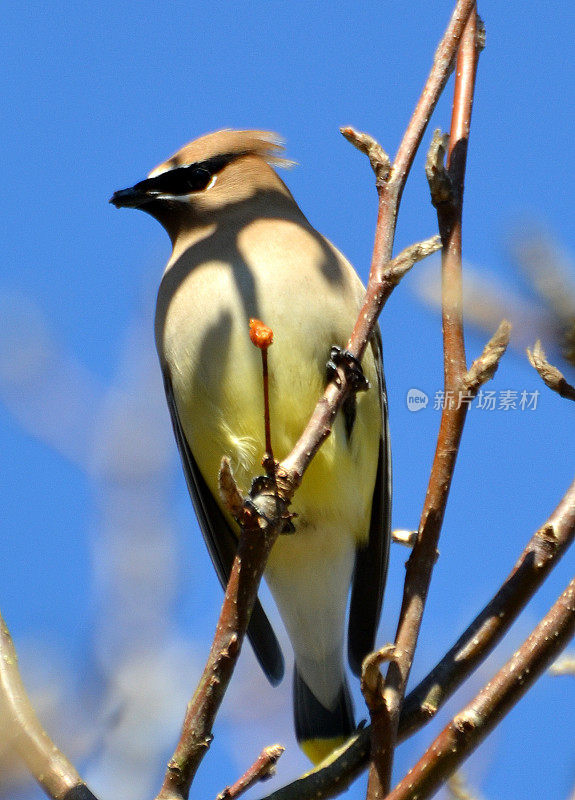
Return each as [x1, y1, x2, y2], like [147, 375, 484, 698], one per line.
[326, 346, 370, 392]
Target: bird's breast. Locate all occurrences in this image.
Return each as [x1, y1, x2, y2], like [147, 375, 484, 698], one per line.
[156, 217, 380, 542]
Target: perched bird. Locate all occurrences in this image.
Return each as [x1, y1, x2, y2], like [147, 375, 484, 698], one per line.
[111, 130, 391, 763]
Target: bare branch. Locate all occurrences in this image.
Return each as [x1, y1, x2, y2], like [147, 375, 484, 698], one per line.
[400, 472, 575, 735]
[281, 235, 440, 482]
[386, 576, 575, 800]
[257, 471, 575, 800]
[366, 8, 482, 795]
[156, 498, 282, 800]
[216, 745, 285, 800]
[527, 340, 575, 401]
[425, 130, 453, 206]
[155, 3, 480, 797]
[390, 0, 480, 213]
[340, 127, 391, 183]
[341, 0, 479, 357]
[389, 236, 443, 283]
[464, 319, 512, 394]
[0, 612, 99, 800]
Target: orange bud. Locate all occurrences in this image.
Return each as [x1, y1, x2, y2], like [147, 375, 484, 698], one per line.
[249, 318, 274, 349]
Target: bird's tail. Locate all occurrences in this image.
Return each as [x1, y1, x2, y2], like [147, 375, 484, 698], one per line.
[293, 665, 355, 764]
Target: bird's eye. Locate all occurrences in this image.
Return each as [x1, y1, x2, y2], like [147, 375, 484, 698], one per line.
[184, 167, 213, 193]
[133, 153, 237, 199]
[134, 165, 216, 197]
[153, 166, 214, 195]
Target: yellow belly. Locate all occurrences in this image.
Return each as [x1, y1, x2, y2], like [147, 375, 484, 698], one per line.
[158, 217, 381, 569]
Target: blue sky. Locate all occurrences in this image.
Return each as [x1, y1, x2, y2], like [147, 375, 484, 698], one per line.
[1, 2, 574, 799]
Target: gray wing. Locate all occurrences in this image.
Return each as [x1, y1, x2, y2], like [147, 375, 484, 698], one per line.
[347, 330, 392, 675]
[162, 369, 285, 685]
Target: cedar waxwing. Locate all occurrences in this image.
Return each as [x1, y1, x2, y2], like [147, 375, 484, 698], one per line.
[111, 130, 391, 764]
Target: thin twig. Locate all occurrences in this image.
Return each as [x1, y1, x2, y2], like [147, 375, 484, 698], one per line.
[257, 472, 575, 800]
[367, 8, 481, 796]
[464, 320, 512, 393]
[386, 576, 575, 800]
[361, 0, 478, 289]
[279, 235, 441, 482]
[361, 646, 397, 713]
[156, 501, 281, 800]
[262, 349, 272, 458]
[155, 234, 440, 800]
[399, 472, 575, 735]
[216, 745, 285, 800]
[527, 339, 575, 401]
[156, 1, 477, 796]
[361, 644, 397, 788]
[0, 611, 99, 800]
[249, 319, 276, 472]
[340, 128, 391, 183]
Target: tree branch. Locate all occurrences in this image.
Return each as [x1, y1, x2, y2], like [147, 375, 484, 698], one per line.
[0, 611, 99, 800]
[399, 471, 575, 735]
[156, 2, 479, 797]
[386, 576, 575, 800]
[257, 471, 575, 800]
[155, 234, 439, 800]
[464, 319, 512, 393]
[216, 745, 285, 800]
[341, 0, 480, 362]
[156, 494, 283, 800]
[527, 340, 575, 402]
[366, 8, 482, 796]
[279, 236, 441, 482]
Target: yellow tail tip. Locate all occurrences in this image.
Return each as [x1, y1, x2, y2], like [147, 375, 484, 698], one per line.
[300, 736, 347, 765]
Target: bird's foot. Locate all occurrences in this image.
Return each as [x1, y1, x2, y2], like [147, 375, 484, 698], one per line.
[326, 346, 370, 392]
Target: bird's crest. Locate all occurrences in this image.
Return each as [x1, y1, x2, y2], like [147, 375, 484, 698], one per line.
[148, 129, 295, 178]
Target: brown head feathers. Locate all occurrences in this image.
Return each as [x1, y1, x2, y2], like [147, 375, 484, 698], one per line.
[110, 129, 299, 241]
[148, 129, 295, 178]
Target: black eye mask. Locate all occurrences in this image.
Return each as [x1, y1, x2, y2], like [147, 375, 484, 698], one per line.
[133, 153, 240, 197]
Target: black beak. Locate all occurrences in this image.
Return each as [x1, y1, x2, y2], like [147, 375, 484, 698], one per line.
[109, 185, 149, 208]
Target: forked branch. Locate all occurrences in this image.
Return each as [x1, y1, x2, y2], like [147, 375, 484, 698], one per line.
[386, 576, 575, 800]
[258, 470, 575, 800]
[0, 611, 99, 800]
[527, 340, 575, 401]
[216, 745, 285, 800]
[366, 7, 482, 796]
[156, 1, 478, 798]
[155, 234, 441, 800]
